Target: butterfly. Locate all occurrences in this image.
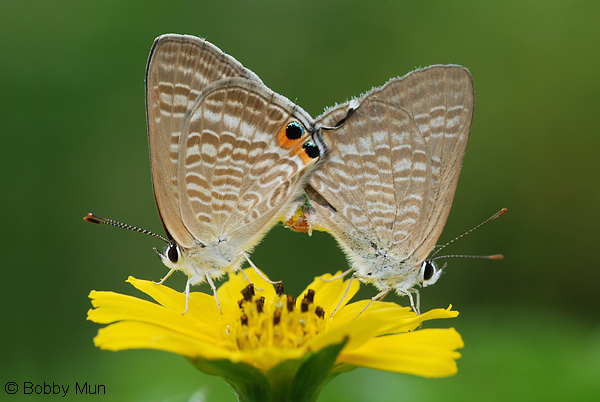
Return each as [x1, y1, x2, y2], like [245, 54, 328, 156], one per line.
[285, 65, 478, 314]
[142, 34, 361, 313]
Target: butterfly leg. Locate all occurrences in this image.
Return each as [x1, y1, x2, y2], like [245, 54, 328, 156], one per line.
[357, 285, 392, 317]
[241, 251, 281, 286]
[182, 274, 202, 315]
[204, 270, 223, 314]
[238, 266, 264, 292]
[407, 288, 422, 328]
[408, 288, 421, 315]
[398, 288, 420, 315]
[154, 268, 176, 285]
[228, 252, 263, 291]
[330, 273, 357, 317]
[319, 267, 354, 282]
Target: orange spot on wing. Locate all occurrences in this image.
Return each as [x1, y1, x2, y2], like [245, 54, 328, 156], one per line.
[276, 120, 318, 166]
[276, 120, 303, 149]
[290, 144, 315, 165]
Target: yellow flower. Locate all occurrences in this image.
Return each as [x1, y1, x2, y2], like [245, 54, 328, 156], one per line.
[88, 269, 463, 401]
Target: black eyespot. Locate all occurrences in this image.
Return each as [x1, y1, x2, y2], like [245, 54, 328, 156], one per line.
[167, 243, 179, 263]
[286, 122, 304, 140]
[303, 141, 320, 158]
[423, 260, 434, 281]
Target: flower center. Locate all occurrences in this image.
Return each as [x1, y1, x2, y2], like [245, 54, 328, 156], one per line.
[225, 284, 327, 351]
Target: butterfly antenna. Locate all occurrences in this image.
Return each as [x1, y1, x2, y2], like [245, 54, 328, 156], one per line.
[430, 208, 507, 261]
[84, 213, 169, 243]
[321, 99, 361, 131]
[432, 253, 504, 263]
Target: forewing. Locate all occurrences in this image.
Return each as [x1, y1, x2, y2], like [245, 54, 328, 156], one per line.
[310, 97, 427, 259]
[308, 65, 474, 263]
[146, 34, 260, 247]
[382, 66, 474, 262]
[178, 77, 324, 251]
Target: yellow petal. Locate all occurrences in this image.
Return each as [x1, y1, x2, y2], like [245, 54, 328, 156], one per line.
[126, 277, 221, 324]
[332, 300, 414, 331]
[338, 328, 464, 378]
[237, 346, 307, 371]
[88, 290, 217, 344]
[305, 303, 403, 353]
[94, 321, 232, 360]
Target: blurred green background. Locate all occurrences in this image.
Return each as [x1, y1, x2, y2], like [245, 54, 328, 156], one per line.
[2, 0, 599, 400]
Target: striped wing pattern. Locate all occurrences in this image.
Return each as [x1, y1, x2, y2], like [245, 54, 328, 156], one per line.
[179, 78, 319, 258]
[144, 33, 473, 311]
[308, 66, 474, 275]
[146, 34, 325, 275]
[146, 34, 260, 248]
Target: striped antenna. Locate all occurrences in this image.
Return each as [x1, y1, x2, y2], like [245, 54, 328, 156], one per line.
[431, 208, 507, 261]
[84, 213, 169, 243]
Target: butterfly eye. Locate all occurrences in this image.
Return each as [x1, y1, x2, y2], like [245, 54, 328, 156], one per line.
[302, 140, 320, 159]
[422, 260, 435, 281]
[286, 122, 304, 140]
[167, 242, 180, 263]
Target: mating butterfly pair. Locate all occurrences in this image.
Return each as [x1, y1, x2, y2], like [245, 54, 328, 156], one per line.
[89, 34, 478, 314]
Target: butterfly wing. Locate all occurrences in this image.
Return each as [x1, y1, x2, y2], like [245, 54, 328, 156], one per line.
[385, 65, 474, 263]
[146, 34, 261, 247]
[309, 65, 474, 266]
[177, 77, 326, 258]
